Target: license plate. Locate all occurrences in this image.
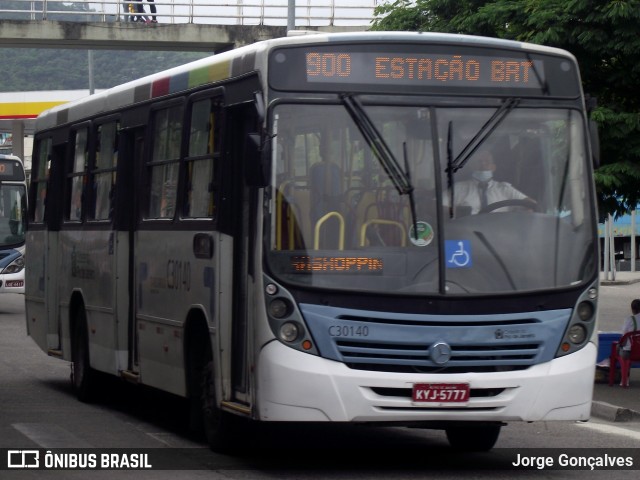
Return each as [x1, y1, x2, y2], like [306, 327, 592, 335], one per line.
[412, 383, 470, 403]
[5, 280, 24, 288]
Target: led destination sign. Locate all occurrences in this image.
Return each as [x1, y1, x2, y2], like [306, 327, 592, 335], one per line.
[306, 52, 545, 89]
[0, 159, 24, 181]
[290, 256, 384, 273]
[269, 44, 579, 96]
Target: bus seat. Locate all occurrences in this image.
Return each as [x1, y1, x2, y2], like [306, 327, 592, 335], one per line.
[507, 137, 545, 206]
[309, 161, 342, 219]
[360, 219, 406, 247]
[308, 161, 344, 249]
[276, 180, 310, 250]
[290, 185, 310, 248]
[355, 188, 411, 247]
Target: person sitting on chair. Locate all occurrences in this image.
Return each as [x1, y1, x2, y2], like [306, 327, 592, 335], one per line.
[618, 299, 639, 388]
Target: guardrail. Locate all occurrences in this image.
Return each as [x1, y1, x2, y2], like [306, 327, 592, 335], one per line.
[0, 0, 376, 26]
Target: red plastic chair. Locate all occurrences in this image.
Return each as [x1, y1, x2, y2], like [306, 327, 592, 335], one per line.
[608, 331, 640, 386]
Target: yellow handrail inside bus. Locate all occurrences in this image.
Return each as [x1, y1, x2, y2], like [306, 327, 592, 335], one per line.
[360, 219, 406, 247]
[288, 206, 295, 249]
[314, 211, 345, 250]
[276, 188, 284, 250]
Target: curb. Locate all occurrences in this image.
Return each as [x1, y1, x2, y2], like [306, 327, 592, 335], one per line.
[591, 400, 640, 422]
[600, 279, 640, 286]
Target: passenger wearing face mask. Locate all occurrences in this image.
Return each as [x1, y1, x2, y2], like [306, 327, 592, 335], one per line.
[443, 150, 532, 215]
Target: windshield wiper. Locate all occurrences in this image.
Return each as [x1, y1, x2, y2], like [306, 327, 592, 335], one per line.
[341, 94, 412, 195]
[341, 94, 419, 241]
[447, 97, 520, 175]
[446, 121, 455, 218]
[403, 142, 419, 243]
[444, 98, 520, 218]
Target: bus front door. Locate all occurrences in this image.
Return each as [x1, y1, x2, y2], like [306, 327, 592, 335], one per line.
[221, 104, 260, 409]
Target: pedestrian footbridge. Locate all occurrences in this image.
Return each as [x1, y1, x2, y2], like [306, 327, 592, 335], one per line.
[0, 0, 374, 51]
[0, 1, 376, 160]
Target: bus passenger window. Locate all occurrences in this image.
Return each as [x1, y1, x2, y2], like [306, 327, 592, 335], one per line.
[147, 105, 183, 219]
[32, 138, 52, 223]
[68, 128, 88, 222]
[91, 121, 119, 221]
[150, 163, 179, 219]
[184, 98, 220, 218]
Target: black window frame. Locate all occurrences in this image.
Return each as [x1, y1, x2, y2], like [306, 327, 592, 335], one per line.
[29, 136, 53, 225]
[87, 116, 121, 223]
[64, 122, 92, 224]
[142, 99, 185, 222]
[179, 89, 226, 224]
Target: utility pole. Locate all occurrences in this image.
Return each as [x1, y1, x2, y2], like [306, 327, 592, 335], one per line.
[632, 210, 636, 272]
[88, 51, 95, 95]
[609, 213, 616, 281]
[287, 0, 295, 32]
[604, 217, 610, 280]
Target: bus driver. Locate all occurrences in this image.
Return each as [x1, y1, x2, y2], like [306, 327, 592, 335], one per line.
[444, 150, 535, 215]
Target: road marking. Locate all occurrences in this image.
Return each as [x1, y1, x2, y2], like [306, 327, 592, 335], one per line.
[12, 423, 92, 448]
[577, 421, 640, 441]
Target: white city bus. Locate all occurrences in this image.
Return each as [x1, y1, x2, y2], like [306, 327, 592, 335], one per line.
[26, 32, 600, 451]
[0, 154, 27, 294]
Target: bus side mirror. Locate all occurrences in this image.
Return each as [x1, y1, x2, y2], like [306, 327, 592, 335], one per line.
[245, 133, 272, 187]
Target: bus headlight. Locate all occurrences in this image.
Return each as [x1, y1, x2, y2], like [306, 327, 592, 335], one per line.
[568, 324, 587, 344]
[279, 322, 300, 342]
[268, 298, 291, 318]
[264, 275, 318, 355]
[556, 281, 597, 358]
[2, 255, 24, 274]
[576, 301, 594, 321]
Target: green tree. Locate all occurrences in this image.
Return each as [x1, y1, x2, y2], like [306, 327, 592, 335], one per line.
[372, 0, 640, 217]
[0, 48, 209, 90]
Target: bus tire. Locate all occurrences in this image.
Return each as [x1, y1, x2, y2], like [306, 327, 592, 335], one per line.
[445, 424, 501, 451]
[201, 360, 235, 452]
[71, 307, 96, 402]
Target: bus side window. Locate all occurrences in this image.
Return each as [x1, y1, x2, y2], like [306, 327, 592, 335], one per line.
[147, 104, 183, 219]
[91, 121, 119, 221]
[184, 97, 221, 218]
[32, 137, 52, 223]
[68, 127, 89, 222]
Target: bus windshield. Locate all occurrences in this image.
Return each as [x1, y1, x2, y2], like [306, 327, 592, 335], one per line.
[267, 100, 596, 294]
[0, 184, 27, 248]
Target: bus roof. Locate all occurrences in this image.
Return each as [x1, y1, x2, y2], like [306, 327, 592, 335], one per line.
[0, 153, 22, 162]
[34, 31, 577, 132]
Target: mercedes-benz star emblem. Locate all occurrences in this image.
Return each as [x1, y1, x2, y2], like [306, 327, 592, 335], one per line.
[430, 341, 452, 365]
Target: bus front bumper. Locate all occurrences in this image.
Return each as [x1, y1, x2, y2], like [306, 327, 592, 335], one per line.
[256, 340, 596, 423]
[0, 270, 25, 294]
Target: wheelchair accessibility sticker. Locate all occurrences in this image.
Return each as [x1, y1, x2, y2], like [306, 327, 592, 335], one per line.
[445, 240, 472, 268]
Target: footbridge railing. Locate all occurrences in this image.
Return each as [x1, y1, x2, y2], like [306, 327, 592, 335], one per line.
[0, 0, 377, 27]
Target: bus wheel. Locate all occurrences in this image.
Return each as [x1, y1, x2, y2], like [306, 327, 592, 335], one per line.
[201, 360, 234, 452]
[71, 307, 96, 402]
[445, 424, 501, 451]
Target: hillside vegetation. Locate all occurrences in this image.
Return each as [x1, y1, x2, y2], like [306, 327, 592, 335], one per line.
[1, 1, 209, 92]
[0, 49, 210, 92]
